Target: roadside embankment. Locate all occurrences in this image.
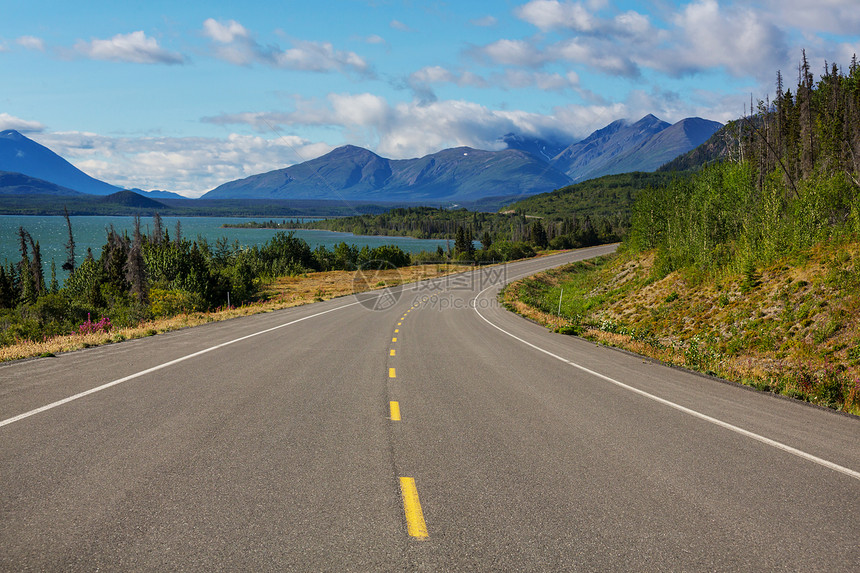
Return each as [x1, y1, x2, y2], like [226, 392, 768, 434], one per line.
[502, 245, 860, 415]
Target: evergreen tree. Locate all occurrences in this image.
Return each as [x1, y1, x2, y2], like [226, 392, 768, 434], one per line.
[454, 226, 469, 255]
[49, 259, 59, 294]
[481, 231, 493, 250]
[530, 220, 548, 248]
[125, 215, 147, 302]
[0, 265, 14, 308]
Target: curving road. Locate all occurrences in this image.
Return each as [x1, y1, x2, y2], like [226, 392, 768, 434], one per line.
[1, 245, 858, 571]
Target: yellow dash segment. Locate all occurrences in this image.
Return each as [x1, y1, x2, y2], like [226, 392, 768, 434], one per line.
[392, 337, 397, 343]
[398, 322, 402, 326]
[390, 401, 401, 421]
[395, 329, 399, 333]
[400, 477, 429, 538]
[389, 367, 396, 378]
[390, 349, 396, 356]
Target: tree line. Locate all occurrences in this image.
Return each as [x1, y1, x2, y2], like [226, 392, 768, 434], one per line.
[241, 206, 621, 252]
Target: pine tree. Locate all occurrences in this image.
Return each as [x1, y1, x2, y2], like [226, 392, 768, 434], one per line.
[125, 215, 147, 302]
[49, 259, 59, 294]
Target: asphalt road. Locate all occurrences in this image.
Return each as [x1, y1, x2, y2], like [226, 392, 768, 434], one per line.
[1, 245, 858, 571]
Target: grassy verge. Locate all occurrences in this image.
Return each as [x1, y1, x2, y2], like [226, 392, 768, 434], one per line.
[501, 245, 860, 415]
[0, 263, 469, 363]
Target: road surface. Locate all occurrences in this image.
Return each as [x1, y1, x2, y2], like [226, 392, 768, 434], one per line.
[1, 245, 858, 571]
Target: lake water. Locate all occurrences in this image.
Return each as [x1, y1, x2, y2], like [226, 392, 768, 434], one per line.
[0, 215, 449, 284]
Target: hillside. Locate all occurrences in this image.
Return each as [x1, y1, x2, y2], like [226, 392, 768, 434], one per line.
[658, 124, 730, 172]
[501, 171, 681, 220]
[503, 244, 860, 415]
[0, 171, 82, 196]
[99, 190, 168, 209]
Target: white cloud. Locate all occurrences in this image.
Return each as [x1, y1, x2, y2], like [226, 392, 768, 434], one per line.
[73, 31, 184, 65]
[204, 93, 593, 160]
[410, 66, 489, 88]
[470, 15, 498, 27]
[660, 0, 788, 78]
[497, 69, 580, 91]
[16, 36, 45, 51]
[365, 34, 387, 45]
[390, 20, 412, 32]
[275, 40, 369, 73]
[515, 0, 597, 32]
[202, 18, 249, 44]
[613, 11, 651, 38]
[551, 38, 640, 76]
[0, 113, 45, 133]
[202, 18, 370, 74]
[763, 0, 860, 37]
[475, 39, 547, 67]
[32, 131, 330, 197]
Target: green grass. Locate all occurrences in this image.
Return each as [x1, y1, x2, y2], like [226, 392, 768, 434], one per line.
[503, 243, 860, 415]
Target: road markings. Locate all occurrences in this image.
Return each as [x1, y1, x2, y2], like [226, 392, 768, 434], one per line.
[473, 281, 860, 482]
[392, 337, 397, 342]
[399, 477, 428, 538]
[390, 401, 401, 421]
[395, 329, 399, 333]
[390, 349, 396, 356]
[389, 367, 396, 379]
[0, 300, 366, 429]
[398, 322, 402, 325]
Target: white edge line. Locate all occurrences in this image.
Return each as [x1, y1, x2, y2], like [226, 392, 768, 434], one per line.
[0, 299, 363, 429]
[473, 259, 860, 482]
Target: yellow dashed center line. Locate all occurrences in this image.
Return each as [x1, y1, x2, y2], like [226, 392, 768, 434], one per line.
[392, 337, 397, 343]
[399, 477, 429, 538]
[389, 367, 396, 378]
[389, 401, 401, 421]
[395, 329, 399, 333]
[390, 349, 396, 356]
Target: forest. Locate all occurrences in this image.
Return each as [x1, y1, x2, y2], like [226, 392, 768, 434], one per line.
[627, 52, 860, 274]
[242, 205, 621, 251]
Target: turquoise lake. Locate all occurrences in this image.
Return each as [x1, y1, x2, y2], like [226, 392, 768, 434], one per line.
[0, 215, 449, 284]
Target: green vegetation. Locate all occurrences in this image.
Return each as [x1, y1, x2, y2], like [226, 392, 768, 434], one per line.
[503, 53, 860, 414]
[503, 171, 680, 220]
[0, 214, 417, 348]
[246, 205, 621, 252]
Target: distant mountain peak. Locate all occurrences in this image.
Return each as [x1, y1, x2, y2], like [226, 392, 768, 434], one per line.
[550, 115, 721, 182]
[0, 129, 26, 140]
[0, 130, 123, 195]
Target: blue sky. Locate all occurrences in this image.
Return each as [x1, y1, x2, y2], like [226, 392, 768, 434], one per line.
[2, 0, 858, 196]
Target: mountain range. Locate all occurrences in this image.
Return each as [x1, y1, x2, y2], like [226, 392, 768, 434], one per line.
[1, 114, 722, 205]
[202, 145, 572, 202]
